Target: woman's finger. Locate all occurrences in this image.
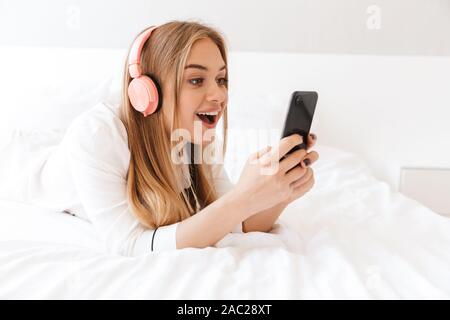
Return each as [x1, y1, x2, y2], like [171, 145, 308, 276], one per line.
[291, 167, 313, 188]
[276, 134, 304, 160]
[280, 148, 307, 173]
[291, 172, 315, 197]
[284, 164, 308, 184]
[300, 150, 319, 169]
[251, 145, 272, 162]
[256, 146, 272, 159]
[306, 133, 317, 150]
[259, 134, 302, 167]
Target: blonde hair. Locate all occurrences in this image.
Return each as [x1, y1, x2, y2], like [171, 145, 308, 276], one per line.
[119, 20, 229, 229]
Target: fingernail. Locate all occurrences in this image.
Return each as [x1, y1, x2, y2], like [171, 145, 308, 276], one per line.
[303, 158, 311, 166]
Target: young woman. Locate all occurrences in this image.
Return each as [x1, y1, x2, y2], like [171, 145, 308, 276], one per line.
[20, 21, 318, 256]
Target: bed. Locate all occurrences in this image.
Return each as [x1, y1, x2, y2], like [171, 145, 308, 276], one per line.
[1, 130, 449, 299]
[0, 46, 449, 299]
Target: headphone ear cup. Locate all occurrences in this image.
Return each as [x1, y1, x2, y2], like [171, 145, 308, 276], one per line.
[151, 76, 163, 114]
[127, 75, 160, 116]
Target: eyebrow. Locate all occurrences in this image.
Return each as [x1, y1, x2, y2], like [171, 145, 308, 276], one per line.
[184, 64, 227, 72]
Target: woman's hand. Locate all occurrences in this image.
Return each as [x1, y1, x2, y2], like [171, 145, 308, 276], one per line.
[279, 133, 319, 206]
[233, 133, 318, 216]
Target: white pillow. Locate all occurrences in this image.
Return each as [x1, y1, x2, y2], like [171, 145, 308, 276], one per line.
[0, 129, 65, 202]
[0, 45, 125, 133]
[0, 199, 106, 252]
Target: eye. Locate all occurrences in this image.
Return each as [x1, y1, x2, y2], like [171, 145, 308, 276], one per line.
[189, 78, 203, 86]
[218, 78, 228, 86]
[188, 77, 228, 87]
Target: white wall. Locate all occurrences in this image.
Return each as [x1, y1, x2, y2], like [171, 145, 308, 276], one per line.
[226, 52, 450, 191]
[0, 0, 449, 55]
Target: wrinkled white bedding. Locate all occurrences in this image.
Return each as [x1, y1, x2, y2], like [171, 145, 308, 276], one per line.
[0, 132, 449, 299]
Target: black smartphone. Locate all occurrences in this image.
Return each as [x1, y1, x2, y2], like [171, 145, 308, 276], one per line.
[281, 91, 318, 155]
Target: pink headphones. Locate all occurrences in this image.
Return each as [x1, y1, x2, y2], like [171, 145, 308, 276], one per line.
[127, 26, 163, 117]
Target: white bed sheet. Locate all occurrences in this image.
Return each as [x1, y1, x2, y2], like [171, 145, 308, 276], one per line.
[0, 134, 449, 299]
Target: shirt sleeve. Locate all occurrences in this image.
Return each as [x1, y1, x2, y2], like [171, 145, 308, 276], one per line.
[211, 163, 244, 233]
[62, 113, 179, 256]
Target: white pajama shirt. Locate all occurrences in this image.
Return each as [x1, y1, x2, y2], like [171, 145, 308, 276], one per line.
[19, 102, 242, 256]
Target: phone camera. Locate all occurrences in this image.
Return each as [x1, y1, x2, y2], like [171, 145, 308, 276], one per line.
[295, 96, 303, 105]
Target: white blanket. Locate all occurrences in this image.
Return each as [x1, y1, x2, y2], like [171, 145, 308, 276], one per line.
[0, 132, 449, 299]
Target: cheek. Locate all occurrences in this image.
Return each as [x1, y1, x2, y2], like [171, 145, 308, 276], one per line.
[178, 107, 196, 131]
[179, 92, 202, 122]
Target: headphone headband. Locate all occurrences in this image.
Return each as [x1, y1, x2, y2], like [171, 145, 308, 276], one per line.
[128, 26, 158, 78]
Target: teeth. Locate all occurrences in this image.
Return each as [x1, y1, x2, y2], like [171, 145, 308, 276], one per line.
[197, 111, 218, 116]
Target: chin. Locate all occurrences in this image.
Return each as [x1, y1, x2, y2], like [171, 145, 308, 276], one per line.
[201, 138, 214, 147]
[188, 124, 217, 146]
[190, 136, 215, 147]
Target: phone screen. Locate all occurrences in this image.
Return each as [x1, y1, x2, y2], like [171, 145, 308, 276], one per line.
[281, 91, 318, 154]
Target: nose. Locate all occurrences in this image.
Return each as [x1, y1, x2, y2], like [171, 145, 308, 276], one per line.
[206, 80, 227, 105]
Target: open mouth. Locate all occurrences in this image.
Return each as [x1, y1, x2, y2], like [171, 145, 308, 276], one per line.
[195, 111, 219, 127]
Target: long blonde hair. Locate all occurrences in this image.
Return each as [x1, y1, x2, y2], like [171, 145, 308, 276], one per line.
[119, 20, 229, 229]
